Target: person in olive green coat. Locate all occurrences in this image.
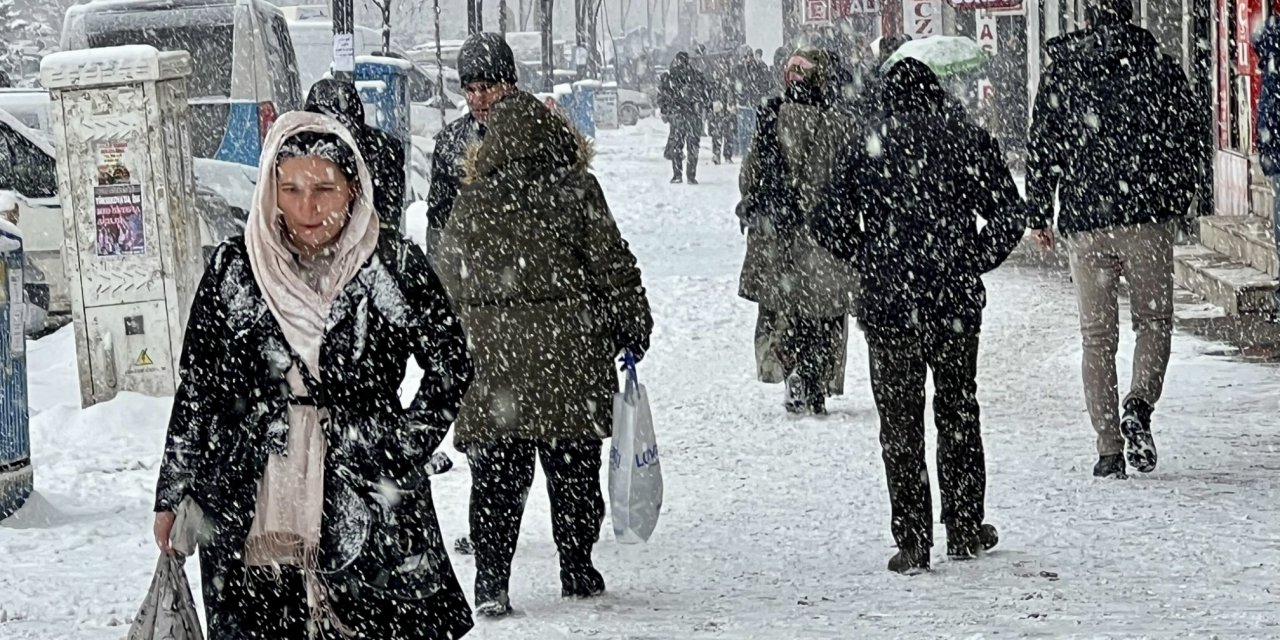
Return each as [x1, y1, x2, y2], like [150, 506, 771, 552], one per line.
[435, 84, 653, 617]
[737, 48, 861, 416]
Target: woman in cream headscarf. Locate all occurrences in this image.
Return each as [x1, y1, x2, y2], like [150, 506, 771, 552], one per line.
[152, 111, 474, 639]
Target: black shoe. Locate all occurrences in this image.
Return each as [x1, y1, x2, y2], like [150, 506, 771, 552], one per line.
[887, 547, 930, 574]
[712, 154, 721, 165]
[1093, 453, 1128, 479]
[807, 393, 828, 416]
[784, 372, 805, 414]
[561, 565, 606, 599]
[475, 591, 512, 617]
[670, 174, 683, 184]
[947, 524, 999, 559]
[687, 176, 699, 185]
[1120, 398, 1158, 473]
[454, 535, 474, 555]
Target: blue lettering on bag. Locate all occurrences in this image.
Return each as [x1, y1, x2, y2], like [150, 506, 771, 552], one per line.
[609, 445, 622, 470]
[634, 444, 660, 469]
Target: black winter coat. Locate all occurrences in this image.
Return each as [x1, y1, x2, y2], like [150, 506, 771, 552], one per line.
[425, 114, 483, 231]
[813, 62, 1025, 341]
[155, 232, 473, 625]
[658, 63, 711, 118]
[1026, 22, 1209, 235]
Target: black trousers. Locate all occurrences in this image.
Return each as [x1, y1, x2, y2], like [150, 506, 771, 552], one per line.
[468, 438, 605, 598]
[665, 114, 701, 178]
[710, 112, 737, 161]
[867, 333, 985, 551]
[780, 315, 844, 398]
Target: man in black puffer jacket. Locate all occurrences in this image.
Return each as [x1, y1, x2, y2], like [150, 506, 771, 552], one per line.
[1026, 0, 1208, 481]
[657, 52, 711, 183]
[813, 59, 1024, 575]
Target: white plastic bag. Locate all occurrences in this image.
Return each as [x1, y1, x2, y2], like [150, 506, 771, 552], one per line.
[128, 498, 206, 640]
[609, 362, 663, 544]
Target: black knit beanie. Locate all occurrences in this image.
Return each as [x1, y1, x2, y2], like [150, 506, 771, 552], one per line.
[1087, 0, 1134, 25]
[457, 32, 518, 86]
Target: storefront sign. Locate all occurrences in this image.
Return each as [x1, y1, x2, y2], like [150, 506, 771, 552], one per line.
[904, 0, 942, 37]
[945, 0, 1021, 9]
[805, 0, 832, 24]
[977, 12, 998, 55]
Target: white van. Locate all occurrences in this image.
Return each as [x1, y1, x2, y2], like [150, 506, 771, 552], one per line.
[62, 0, 302, 167]
[0, 90, 52, 132]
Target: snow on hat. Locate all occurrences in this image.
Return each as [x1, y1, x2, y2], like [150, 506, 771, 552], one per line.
[457, 32, 518, 86]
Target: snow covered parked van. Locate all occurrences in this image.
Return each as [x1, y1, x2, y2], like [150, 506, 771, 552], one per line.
[61, 0, 303, 168]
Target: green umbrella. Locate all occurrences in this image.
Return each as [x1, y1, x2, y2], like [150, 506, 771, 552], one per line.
[880, 36, 991, 78]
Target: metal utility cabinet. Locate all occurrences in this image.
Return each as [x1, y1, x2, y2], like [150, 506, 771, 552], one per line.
[0, 220, 31, 522]
[41, 46, 204, 407]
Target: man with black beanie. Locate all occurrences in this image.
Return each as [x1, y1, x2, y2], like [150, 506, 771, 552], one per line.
[424, 32, 518, 258]
[304, 79, 407, 232]
[1027, 0, 1208, 480]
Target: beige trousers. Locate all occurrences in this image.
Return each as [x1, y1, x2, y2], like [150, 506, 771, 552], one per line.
[1065, 222, 1175, 456]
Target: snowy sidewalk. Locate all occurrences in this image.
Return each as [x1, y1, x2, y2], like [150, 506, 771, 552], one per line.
[3, 120, 1280, 639]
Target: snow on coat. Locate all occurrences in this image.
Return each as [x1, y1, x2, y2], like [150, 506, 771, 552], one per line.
[737, 96, 861, 319]
[436, 90, 653, 447]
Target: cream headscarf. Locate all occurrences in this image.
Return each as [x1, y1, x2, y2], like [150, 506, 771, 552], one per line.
[242, 111, 380, 637]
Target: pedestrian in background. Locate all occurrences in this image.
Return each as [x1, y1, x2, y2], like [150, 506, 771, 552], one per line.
[737, 49, 860, 416]
[657, 51, 711, 184]
[813, 59, 1023, 574]
[1027, 0, 1206, 479]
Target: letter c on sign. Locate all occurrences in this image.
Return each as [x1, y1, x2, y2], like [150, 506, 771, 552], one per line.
[914, 0, 933, 18]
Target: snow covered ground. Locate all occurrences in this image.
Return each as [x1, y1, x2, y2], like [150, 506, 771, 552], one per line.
[4, 119, 1280, 639]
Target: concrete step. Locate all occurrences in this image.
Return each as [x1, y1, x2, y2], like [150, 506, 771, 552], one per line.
[1172, 244, 1276, 316]
[1198, 215, 1278, 278]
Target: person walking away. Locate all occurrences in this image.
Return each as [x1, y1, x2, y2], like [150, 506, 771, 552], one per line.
[710, 56, 738, 164]
[1255, 14, 1280, 320]
[1026, 0, 1206, 480]
[813, 59, 1024, 574]
[435, 61, 654, 617]
[305, 79, 407, 232]
[152, 111, 475, 639]
[737, 49, 860, 416]
[424, 33, 503, 261]
[658, 51, 711, 184]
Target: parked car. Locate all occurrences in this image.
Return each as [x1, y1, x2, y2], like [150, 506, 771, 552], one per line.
[0, 90, 51, 132]
[62, 0, 303, 168]
[0, 105, 254, 319]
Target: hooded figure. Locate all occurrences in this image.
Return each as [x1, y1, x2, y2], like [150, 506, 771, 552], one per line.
[1026, 0, 1206, 480]
[435, 90, 652, 617]
[736, 48, 861, 416]
[812, 59, 1023, 574]
[153, 111, 474, 639]
[305, 79, 408, 232]
[657, 51, 711, 183]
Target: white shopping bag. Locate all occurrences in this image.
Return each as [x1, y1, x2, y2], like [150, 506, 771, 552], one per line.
[609, 359, 663, 544]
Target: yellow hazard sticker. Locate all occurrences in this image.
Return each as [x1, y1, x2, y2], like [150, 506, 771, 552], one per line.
[135, 349, 154, 367]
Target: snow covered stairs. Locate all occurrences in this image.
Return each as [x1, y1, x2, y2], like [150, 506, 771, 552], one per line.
[1173, 216, 1277, 316]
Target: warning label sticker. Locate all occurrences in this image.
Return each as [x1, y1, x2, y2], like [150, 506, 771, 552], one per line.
[135, 350, 154, 367]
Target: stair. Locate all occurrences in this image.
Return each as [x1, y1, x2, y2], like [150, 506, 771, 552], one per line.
[1199, 215, 1278, 278]
[1173, 243, 1275, 316]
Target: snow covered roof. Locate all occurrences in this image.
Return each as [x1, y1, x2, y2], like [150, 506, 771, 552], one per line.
[356, 55, 413, 71]
[0, 107, 54, 157]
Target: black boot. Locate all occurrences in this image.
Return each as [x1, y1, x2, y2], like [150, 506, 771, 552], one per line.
[946, 524, 999, 560]
[474, 592, 512, 618]
[1093, 453, 1128, 479]
[454, 535, 474, 555]
[687, 164, 698, 185]
[670, 160, 683, 183]
[561, 565, 606, 599]
[887, 547, 930, 574]
[784, 372, 806, 414]
[1120, 397, 1157, 473]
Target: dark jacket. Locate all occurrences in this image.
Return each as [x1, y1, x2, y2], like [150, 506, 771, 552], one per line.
[436, 91, 653, 446]
[305, 80, 408, 230]
[1256, 17, 1280, 176]
[658, 62, 711, 118]
[425, 113, 483, 231]
[155, 232, 473, 613]
[1026, 23, 1207, 235]
[813, 60, 1024, 341]
[740, 58, 774, 106]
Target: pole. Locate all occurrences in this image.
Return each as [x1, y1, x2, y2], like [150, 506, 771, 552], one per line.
[333, 0, 355, 83]
[541, 0, 555, 91]
[501, 0, 509, 33]
[435, 0, 446, 121]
